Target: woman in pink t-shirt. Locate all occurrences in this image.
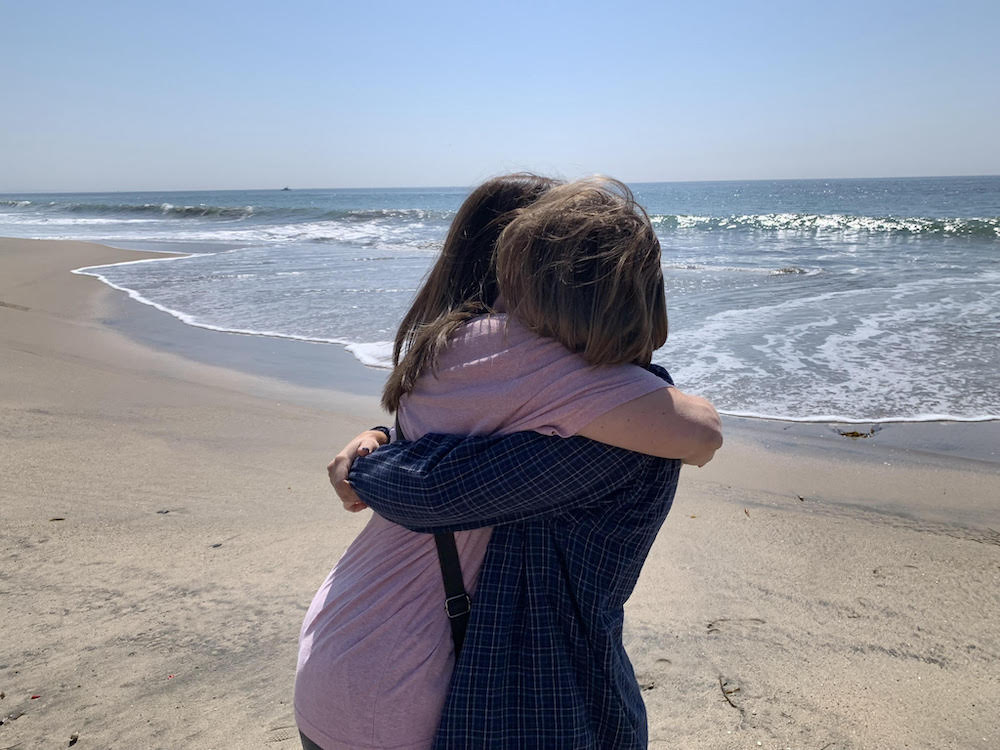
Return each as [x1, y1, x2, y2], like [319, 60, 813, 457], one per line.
[296, 176, 722, 750]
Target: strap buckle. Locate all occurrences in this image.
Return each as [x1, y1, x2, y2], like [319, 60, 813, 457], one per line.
[445, 594, 471, 619]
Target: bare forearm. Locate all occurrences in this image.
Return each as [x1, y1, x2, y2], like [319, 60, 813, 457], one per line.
[577, 387, 723, 465]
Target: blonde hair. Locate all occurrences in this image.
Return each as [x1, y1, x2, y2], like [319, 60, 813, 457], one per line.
[382, 173, 560, 412]
[495, 177, 668, 366]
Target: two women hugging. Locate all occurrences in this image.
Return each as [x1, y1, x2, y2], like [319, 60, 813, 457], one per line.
[295, 175, 723, 750]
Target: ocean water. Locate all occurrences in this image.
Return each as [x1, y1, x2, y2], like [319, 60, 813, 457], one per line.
[2, 177, 998, 423]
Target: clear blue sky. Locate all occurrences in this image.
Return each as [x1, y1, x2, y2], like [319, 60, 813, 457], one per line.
[2, 0, 998, 191]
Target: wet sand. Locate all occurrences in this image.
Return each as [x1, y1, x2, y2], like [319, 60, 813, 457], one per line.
[1, 237, 998, 749]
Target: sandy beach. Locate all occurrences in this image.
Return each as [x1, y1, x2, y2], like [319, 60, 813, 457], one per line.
[2, 237, 998, 749]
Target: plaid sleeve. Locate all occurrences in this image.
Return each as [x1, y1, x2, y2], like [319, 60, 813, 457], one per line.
[646, 363, 673, 385]
[348, 432, 647, 533]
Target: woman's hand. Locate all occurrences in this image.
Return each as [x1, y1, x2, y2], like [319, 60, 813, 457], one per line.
[327, 429, 390, 512]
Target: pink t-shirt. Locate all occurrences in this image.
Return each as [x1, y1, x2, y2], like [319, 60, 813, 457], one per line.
[295, 315, 668, 750]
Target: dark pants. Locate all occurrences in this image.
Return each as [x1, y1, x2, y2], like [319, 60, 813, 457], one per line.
[299, 730, 324, 750]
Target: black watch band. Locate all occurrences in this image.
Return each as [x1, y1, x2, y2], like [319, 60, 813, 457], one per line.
[368, 425, 392, 442]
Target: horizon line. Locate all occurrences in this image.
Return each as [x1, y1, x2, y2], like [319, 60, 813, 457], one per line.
[3, 173, 999, 196]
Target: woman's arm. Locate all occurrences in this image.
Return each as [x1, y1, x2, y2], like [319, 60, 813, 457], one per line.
[577, 386, 723, 467]
[329, 367, 720, 509]
[348, 432, 658, 533]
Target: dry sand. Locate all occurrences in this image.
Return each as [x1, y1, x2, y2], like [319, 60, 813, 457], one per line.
[1, 237, 998, 749]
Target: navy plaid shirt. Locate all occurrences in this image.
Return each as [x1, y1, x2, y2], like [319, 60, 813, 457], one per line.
[348, 368, 681, 749]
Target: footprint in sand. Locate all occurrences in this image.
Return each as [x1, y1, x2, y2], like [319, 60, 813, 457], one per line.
[871, 563, 920, 584]
[264, 723, 300, 744]
[706, 617, 765, 635]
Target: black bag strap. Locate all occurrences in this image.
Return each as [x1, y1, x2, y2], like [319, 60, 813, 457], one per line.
[394, 417, 471, 656]
[434, 530, 471, 656]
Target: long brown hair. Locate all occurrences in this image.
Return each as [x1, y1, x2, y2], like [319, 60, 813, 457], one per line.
[496, 177, 668, 366]
[382, 173, 559, 412]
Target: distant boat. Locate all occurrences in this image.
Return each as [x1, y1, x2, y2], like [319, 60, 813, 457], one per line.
[281, 186, 291, 191]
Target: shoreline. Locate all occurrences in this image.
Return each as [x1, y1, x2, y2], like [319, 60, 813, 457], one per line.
[22, 232, 996, 428]
[2, 236, 998, 749]
[12, 234, 1000, 526]
[62, 238, 1000, 471]
[102, 280, 390, 397]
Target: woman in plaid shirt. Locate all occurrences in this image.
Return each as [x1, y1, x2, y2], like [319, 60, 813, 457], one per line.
[300, 177, 721, 749]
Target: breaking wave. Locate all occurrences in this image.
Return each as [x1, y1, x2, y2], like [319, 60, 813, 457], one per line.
[0, 200, 456, 224]
[651, 213, 1000, 237]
